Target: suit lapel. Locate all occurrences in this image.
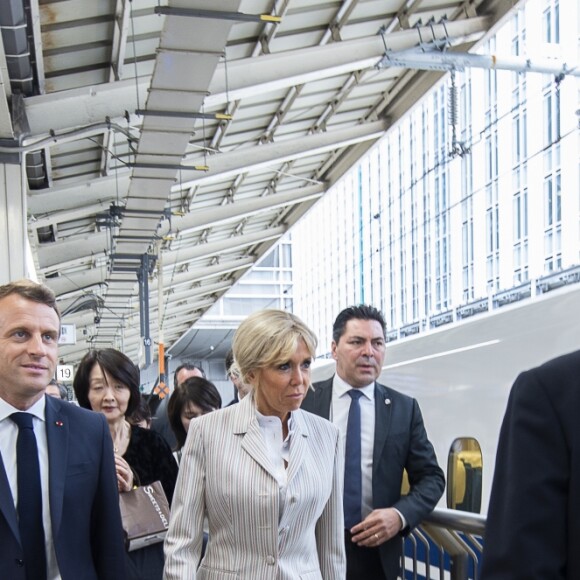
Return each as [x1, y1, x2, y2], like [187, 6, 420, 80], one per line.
[373, 383, 393, 472]
[313, 378, 333, 419]
[286, 411, 308, 484]
[45, 398, 68, 536]
[241, 420, 275, 476]
[0, 451, 19, 542]
[236, 394, 276, 477]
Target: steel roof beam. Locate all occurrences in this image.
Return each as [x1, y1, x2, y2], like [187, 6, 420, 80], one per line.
[160, 184, 324, 236]
[145, 280, 233, 308]
[45, 268, 108, 296]
[204, 18, 489, 107]
[27, 121, 366, 221]
[22, 18, 488, 135]
[153, 257, 254, 290]
[28, 172, 130, 214]
[378, 49, 580, 77]
[0, 38, 13, 138]
[158, 298, 221, 319]
[37, 231, 109, 269]
[163, 225, 286, 268]
[175, 120, 387, 190]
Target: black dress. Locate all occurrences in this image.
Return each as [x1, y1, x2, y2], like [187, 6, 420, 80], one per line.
[123, 425, 179, 580]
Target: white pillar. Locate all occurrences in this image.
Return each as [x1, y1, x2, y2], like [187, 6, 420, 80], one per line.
[0, 160, 31, 283]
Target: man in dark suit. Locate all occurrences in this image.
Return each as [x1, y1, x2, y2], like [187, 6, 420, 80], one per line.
[482, 349, 580, 580]
[302, 305, 444, 580]
[0, 280, 126, 580]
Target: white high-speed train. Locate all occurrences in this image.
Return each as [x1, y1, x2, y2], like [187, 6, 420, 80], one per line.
[310, 282, 580, 515]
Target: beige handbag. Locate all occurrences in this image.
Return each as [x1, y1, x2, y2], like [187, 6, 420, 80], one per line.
[119, 481, 170, 551]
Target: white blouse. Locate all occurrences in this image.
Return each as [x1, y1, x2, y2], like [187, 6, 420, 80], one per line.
[256, 410, 294, 520]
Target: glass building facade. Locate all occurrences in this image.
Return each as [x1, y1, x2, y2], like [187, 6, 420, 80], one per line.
[290, 0, 579, 357]
[201, 240, 294, 322]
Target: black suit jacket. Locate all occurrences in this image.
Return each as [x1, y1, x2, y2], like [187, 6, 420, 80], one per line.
[0, 396, 126, 579]
[482, 349, 580, 580]
[302, 377, 445, 579]
[151, 395, 177, 450]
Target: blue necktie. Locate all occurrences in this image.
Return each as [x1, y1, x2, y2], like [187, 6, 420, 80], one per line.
[11, 412, 47, 580]
[344, 389, 363, 529]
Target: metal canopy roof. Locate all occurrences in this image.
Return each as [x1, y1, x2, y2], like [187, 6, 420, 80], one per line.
[0, 0, 521, 365]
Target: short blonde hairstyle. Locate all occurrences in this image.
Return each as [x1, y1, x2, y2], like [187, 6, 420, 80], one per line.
[232, 309, 317, 386]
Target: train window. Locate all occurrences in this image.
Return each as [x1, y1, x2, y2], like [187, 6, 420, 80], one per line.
[447, 437, 483, 513]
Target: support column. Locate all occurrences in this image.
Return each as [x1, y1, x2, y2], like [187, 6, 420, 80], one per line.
[138, 253, 153, 367]
[0, 160, 30, 283]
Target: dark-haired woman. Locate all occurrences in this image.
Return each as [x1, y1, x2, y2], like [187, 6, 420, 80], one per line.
[73, 348, 178, 580]
[167, 376, 222, 464]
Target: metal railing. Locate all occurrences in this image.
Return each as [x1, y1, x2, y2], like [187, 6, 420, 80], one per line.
[402, 508, 486, 580]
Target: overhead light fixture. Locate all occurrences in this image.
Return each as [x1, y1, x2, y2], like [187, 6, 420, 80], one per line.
[135, 109, 232, 121]
[154, 6, 281, 24]
[127, 162, 209, 171]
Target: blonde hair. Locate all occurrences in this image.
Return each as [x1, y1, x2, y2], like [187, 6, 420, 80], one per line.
[232, 309, 317, 386]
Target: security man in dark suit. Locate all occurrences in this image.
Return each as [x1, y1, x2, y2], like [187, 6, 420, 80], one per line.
[302, 305, 444, 580]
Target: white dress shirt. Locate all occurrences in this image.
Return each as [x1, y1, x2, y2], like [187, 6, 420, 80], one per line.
[330, 375, 407, 529]
[256, 410, 294, 521]
[331, 375, 375, 520]
[0, 395, 61, 580]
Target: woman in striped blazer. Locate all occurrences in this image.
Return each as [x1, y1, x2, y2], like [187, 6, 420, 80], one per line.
[164, 309, 346, 580]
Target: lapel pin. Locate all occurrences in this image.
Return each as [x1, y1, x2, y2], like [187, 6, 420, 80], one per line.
[55, 421, 64, 427]
[385, 399, 391, 405]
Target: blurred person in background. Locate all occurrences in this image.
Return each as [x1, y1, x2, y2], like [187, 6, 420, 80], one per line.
[46, 378, 68, 400]
[74, 348, 178, 580]
[152, 362, 205, 449]
[224, 349, 251, 406]
[128, 395, 152, 429]
[167, 376, 222, 465]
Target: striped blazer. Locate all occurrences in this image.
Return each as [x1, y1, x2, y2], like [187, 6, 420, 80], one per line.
[163, 392, 346, 580]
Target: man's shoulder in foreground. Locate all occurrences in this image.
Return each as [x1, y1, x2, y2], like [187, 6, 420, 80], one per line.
[46, 396, 107, 424]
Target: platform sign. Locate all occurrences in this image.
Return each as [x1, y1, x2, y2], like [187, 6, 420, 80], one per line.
[58, 324, 77, 345]
[56, 365, 74, 382]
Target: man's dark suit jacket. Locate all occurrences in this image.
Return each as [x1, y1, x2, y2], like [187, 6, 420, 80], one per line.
[151, 395, 177, 450]
[302, 377, 445, 580]
[0, 396, 126, 579]
[482, 349, 580, 580]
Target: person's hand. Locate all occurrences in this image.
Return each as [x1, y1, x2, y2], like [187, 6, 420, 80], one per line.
[349, 508, 403, 547]
[115, 454, 134, 493]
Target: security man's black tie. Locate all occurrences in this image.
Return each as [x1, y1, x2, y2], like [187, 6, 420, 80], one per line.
[344, 389, 363, 529]
[10, 412, 47, 580]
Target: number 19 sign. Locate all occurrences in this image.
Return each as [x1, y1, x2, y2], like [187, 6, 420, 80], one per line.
[56, 365, 74, 382]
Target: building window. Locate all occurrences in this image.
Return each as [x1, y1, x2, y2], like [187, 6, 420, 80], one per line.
[543, 0, 560, 43]
[543, 87, 561, 148]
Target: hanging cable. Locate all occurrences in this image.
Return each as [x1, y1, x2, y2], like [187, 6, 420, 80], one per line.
[129, 0, 141, 113]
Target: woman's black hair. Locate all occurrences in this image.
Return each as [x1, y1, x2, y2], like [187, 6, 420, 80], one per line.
[167, 376, 221, 450]
[73, 348, 140, 417]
